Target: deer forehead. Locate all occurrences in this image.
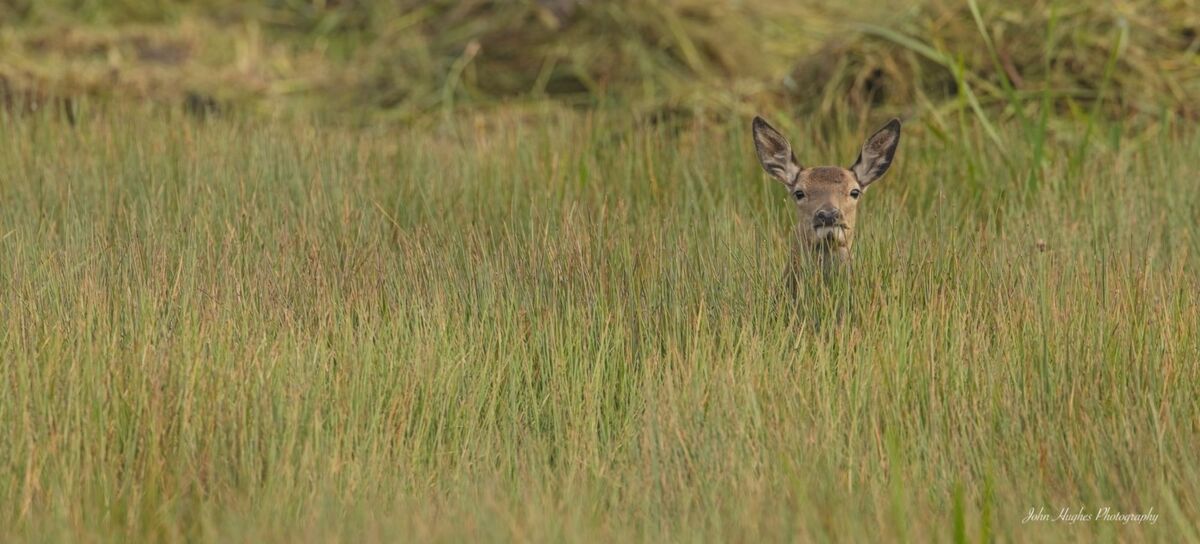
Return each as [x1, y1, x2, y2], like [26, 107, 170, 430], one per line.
[797, 167, 856, 189]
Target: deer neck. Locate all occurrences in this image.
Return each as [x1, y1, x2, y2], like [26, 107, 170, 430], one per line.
[792, 232, 852, 278]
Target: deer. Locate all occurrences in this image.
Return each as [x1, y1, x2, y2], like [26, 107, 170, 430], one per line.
[751, 116, 901, 293]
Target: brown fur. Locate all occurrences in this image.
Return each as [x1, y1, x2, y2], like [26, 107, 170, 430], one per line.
[751, 116, 902, 280]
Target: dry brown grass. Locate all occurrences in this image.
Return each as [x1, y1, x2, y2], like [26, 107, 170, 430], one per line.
[2, 0, 1194, 124]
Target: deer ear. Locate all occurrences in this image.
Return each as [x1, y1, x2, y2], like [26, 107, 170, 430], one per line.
[752, 116, 801, 185]
[851, 118, 901, 187]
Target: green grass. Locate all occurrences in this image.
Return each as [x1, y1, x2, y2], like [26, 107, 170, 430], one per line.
[1, 106, 1198, 542]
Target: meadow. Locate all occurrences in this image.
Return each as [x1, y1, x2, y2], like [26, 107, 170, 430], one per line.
[1, 103, 1197, 542]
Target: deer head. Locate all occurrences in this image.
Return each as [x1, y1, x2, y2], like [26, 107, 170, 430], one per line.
[752, 116, 901, 267]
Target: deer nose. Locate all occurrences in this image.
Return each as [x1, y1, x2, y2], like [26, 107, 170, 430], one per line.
[814, 208, 842, 227]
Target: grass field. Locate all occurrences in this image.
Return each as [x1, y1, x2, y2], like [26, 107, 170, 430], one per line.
[1, 105, 1198, 542]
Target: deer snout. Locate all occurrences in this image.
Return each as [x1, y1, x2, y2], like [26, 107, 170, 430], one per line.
[813, 208, 843, 227]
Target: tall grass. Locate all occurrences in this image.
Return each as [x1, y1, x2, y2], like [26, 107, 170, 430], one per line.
[1, 106, 1198, 542]
[6, 0, 1196, 123]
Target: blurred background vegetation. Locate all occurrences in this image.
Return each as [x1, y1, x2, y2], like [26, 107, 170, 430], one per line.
[1, 0, 1197, 128]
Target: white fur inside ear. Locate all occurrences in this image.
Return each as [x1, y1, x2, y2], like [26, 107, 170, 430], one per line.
[852, 119, 900, 186]
[753, 117, 801, 184]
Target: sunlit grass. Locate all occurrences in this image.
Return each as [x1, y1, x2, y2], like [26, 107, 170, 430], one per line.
[1, 106, 1197, 542]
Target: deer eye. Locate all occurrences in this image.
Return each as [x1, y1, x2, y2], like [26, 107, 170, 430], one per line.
[850, 188, 861, 199]
[792, 190, 805, 200]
